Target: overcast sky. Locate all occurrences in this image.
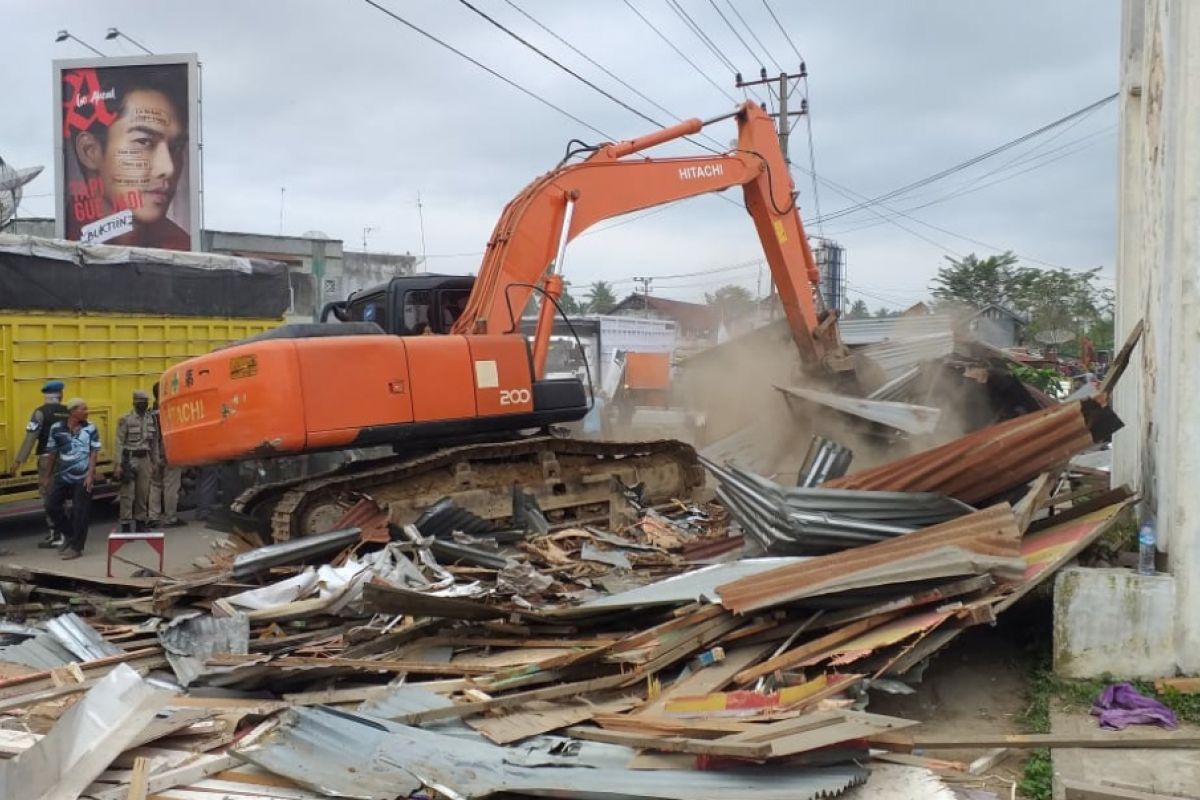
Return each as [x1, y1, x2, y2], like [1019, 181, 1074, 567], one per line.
[5, 0, 1120, 308]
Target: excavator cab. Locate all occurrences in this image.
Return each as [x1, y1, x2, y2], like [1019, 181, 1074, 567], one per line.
[323, 275, 476, 336]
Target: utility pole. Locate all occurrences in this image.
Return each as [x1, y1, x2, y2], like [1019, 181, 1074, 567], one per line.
[416, 192, 428, 270]
[735, 65, 808, 164]
[278, 187, 285, 235]
[633, 276, 653, 316]
[362, 226, 376, 251]
[736, 67, 808, 300]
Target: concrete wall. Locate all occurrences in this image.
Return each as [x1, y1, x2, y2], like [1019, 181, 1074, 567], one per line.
[341, 250, 417, 297]
[1113, 0, 1200, 672]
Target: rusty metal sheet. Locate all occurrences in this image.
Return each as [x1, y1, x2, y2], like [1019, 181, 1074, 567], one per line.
[823, 399, 1121, 505]
[717, 504, 1022, 614]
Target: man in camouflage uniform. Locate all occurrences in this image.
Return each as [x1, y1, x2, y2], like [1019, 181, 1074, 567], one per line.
[115, 389, 158, 532]
[5, 380, 69, 548]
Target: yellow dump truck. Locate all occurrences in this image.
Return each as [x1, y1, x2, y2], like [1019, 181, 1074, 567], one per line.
[0, 234, 287, 519]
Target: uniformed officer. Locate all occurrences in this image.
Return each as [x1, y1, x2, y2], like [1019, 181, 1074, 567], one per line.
[115, 389, 158, 532]
[149, 382, 183, 526]
[5, 380, 70, 548]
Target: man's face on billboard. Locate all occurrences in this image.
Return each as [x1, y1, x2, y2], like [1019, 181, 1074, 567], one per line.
[76, 89, 186, 226]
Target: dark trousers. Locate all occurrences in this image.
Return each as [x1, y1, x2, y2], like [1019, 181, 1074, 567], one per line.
[44, 479, 92, 551]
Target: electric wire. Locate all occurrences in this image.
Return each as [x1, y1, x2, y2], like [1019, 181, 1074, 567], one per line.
[706, 0, 763, 68]
[457, 0, 670, 133]
[812, 93, 1119, 225]
[665, 0, 739, 73]
[623, 0, 739, 104]
[358, 0, 612, 139]
[726, 0, 784, 72]
[825, 125, 1116, 239]
[498, 0, 728, 153]
[761, 0, 804, 62]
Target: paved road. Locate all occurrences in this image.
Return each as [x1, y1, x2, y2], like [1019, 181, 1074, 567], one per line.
[0, 499, 221, 579]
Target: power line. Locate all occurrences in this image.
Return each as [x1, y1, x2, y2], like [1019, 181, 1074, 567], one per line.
[761, 0, 804, 62]
[706, 0, 763, 68]
[359, 0, 611, 139]
[726, 0, 784, 72]
[457, 0, 665, 132]
[813, 93, 1119, 225]
[623, 0, 738, 104]
[497, 0, 727, 153]
[665, 0, 738, 74]
[826, 125, 1117, 238]
[801, 77, 823, 235]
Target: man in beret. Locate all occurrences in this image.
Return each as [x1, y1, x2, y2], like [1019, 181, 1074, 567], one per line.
[6, 380, 69, 549]
[115, 389, 158, 532]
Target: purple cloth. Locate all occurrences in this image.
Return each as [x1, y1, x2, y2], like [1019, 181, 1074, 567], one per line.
[1090, 682, 1178, 730]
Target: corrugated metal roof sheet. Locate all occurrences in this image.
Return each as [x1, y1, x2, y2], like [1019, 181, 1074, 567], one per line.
[716, 504, 1023, 613]
[236, 706, 869, 800]
[839, 315, 955, 346]
[777, 385, 942, 435]
[856, 332, 955, 381]
[823, 398, 1120, 505]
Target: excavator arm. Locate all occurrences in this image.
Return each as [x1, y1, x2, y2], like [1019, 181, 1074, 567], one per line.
[453, 101, 843, 374]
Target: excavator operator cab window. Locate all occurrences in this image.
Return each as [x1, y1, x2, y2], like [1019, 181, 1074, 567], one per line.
[346, 293, 388, 329]
[403, 290, 433, 335]
[436, 289, 472, 333]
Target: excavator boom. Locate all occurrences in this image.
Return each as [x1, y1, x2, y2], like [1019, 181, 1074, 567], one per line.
[456, 102, 837, 371]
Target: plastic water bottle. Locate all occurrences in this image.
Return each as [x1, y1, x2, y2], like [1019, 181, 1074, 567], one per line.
[1137, 518, 1156, 576]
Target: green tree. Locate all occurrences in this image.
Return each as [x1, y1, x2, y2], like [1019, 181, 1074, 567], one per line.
[930, 252, 1020, 309]
[873, 306, 901, 318]
[584, 280, 618, 314]
[930, 251, 1112, 351]
[558, 282, 583, 315]
[705, 284, 756, 324]
[845, 299, 871, 319]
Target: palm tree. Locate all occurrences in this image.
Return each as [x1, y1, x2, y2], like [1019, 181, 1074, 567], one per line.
[585, 281, 618, 314]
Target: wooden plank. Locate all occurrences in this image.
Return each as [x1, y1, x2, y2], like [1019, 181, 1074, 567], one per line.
[871, 731, 1200, 752]
[392, 673, 630, 724]
[0, 647, 165, 700]
[721, 711, 845, 743]
[1154, 677, 1200, 695]
[125, 756, 150, 800]
[591, 714, 753, 737]
[1061, 779, 1199, 800]
[759, 711, 916, 757]
[636, 643, 772, 717]
[565, 725, 772, 758]
[733, 612, 900, 685]
[814, 576, 992, 630]
[206, 654, 496, 676]
[467, 696, 638, 744]
[0, 677, 98, 712]
[281, 686, 389, 706]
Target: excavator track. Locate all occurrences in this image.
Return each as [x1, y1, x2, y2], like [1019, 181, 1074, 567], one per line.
[231, 436, 705, 542]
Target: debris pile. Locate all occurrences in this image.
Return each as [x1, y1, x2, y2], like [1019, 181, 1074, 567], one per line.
[0, 328, 1155, 800]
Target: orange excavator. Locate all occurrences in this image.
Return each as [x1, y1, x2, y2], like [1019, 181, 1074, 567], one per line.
[160, 102, 851, 540]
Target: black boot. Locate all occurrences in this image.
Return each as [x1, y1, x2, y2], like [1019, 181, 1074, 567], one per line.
[119, 521, 134, 533]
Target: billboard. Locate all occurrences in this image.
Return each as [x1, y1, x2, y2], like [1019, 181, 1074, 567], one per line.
[54, 54, 199, 251]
